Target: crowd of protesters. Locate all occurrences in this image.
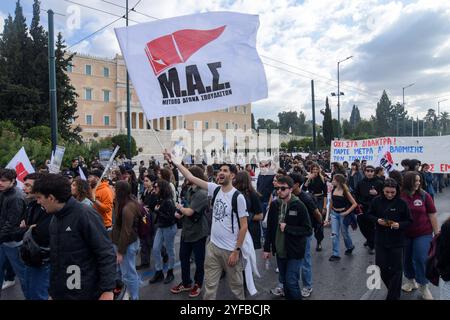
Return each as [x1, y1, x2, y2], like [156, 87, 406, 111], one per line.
[0, 150, 449, 301]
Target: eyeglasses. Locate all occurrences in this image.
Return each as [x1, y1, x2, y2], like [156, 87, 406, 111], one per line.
[274, 186, 289, 191]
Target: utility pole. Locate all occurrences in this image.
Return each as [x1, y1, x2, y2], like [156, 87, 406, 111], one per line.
[48, 10, 58, 152]
[336, 56, 352, 139]
[311, 80, 316, 152]
[126, 0, 132, 159]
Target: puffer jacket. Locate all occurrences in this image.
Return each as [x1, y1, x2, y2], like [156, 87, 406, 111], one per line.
[49, 197, 116, 300]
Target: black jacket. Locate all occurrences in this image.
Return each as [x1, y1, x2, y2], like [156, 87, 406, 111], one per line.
[0, 187, 26, 243]
[437, 219, 450, 281]
[257, 174, 275, 203]
[366, 195, 412, 248]
[154, 198, 176, 228]
[49, 197, 116, 300]
[354, 177, 384, 213]
[16, 200, 52, 247]
[263, 195, 312, 259]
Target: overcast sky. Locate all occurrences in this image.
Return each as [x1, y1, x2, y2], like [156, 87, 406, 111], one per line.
[1, 0, 450, 124]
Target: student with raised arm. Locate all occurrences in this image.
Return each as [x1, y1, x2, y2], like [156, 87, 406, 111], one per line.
[163, 151, 249, 300]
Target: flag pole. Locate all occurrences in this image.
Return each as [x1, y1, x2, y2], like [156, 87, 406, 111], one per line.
[148, 121, 165, 152]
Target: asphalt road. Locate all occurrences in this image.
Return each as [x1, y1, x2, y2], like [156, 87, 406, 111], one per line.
[2, 187, 449, 300]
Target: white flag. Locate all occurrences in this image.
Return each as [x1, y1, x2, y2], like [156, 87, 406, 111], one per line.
[79, 167, 87, 181]
[373, 145, 396, 176]
[6, 147, 35, 188]
[115, 12, 267, 120]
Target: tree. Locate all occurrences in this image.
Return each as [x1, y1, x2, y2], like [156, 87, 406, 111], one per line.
[424, 108, 438, 136]
[349, 105, 361, 130]
[342, 119, 352, 137]
[111, 134, 138, 158]
[322, 96, 333, 145]
[278, 111, 298, 134]
[440, 112, 450, 135]
[391, 102, 408, 136]
[0, 0, 81, 140]
[257, 118, 278, 130]
[55, 33, 81, 142]
[375, 90, 394, 135]
[251, 113, 256, 130]
[27, 125, 52, 143]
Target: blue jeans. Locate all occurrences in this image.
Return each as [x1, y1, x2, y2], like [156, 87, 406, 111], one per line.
[180, 237, 206, 287]
[152, 224, 177, 271]
[299, 235, 312, 289]
[24, 264, 50, 300]
[331, 211, 354, 257]
[276, 256, 302, 300]
[0, 245, 26, 295]
[404, 234, 432, 285]
[114, 240, 140, 300]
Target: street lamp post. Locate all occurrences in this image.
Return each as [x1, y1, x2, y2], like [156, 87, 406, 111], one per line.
[337, 56, 353, 139]
[438, 99, 448, 136]
[401, 83, 415, 136]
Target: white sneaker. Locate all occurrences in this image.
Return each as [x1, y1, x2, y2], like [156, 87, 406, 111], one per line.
[2, 280, 16, 290]
[401, 278, 418, 292]
[270, 286, 284, 297]
[301, 287, 313, 298]
[419, 284, 434, 300]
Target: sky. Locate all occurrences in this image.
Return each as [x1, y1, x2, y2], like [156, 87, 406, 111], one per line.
[1, 0, 450, 124]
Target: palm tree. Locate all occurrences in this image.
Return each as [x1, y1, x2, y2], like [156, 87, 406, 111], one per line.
[439, 111, 449, 135]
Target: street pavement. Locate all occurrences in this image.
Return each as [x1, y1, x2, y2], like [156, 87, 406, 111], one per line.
[2, 188, 449, 300]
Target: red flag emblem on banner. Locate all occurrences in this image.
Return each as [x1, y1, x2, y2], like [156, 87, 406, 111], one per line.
[15, 162, 29, 183]
[384, 151, 394, 164]
[145, 25, 226, 75]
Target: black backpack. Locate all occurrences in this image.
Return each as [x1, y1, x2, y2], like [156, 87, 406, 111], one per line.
[210, 186, 242, 233]
[20, 226, 50, 268]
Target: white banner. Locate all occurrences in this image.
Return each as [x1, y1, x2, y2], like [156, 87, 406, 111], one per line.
[115, 12, 268, 120]
[373, 145, 396, 176]
[6, 147, 35, 188]
[331, 136, 450, 173]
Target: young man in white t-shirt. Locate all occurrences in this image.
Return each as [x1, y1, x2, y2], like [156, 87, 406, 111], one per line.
[163, 151, 248, 300]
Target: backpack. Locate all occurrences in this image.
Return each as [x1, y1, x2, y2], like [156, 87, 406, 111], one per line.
[210, 186, 242, 233]
[20, 226, 50, 268]
[137, 203, 153, 238]
[425, 233, 440, 286]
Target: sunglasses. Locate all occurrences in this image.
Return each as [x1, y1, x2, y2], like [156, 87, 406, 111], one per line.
[274, 186, 289, 191]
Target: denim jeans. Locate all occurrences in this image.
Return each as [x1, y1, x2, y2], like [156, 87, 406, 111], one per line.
[114, 240, 140, 300]
[180, 237, 206, 287]
[152, 224, 177, 271]
[299, 235, 312, 289]
[0, 244, 26, 295]
[331, 211, 354, 257]
[24, 263, 50, 300]
[404, 234, 432, 285]
[276, 256, 302, 300]
[3, 258, 15, 281]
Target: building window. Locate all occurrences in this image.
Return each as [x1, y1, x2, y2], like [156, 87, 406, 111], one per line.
[226, 123, 229, 129]
[86, 115, 93, 125]
[244, 124, 247, 131]
[225, 108, 229, 112]
[183, 121, 187, 129]
[103, 90, 110, 102]
[103, 67, 109, 77]
[85, 88, 92, 100]
[104, 115, 110, 126]
[67, 64, 73, 73]
[243, 106, 247, 114]
[194, 121, 201, 129]
[216, 122, 219, 129]
[205, 121, 209, 129]
[166, 118, 171, 130]
[235, 124, 238, 129]
[85, 64, 92, 75]
[235, 106, 238, 112]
